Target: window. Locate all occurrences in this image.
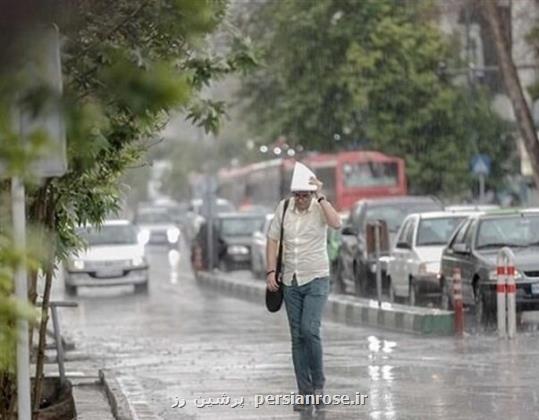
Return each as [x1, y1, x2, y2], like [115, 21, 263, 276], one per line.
[220, 217, 265, 237]
[451, 220, 471, 248]
[77, 225, 138, 246]
[416, 217, 466, 246]
[396, 219, 412, 245]
[342, 161, 398, 188]
[476, 215, 539, 249]
[405, 219, 416, 246]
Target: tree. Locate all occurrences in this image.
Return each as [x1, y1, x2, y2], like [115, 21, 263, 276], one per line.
[239, 0, 514, 196]
[0, 1, 255, 417]
[481, 0, 539, 190]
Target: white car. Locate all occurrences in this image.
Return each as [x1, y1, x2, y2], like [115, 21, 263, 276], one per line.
[250, 214, 274, 279]
[387, 211, 477, 305]
[64, 220, 149, 295]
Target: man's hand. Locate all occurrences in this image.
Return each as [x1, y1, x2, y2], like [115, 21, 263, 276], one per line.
[266, 272, 279, 291]
[309, 176, 323, 195]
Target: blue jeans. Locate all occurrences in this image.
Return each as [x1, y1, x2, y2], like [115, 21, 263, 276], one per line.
[283, 276, 330, 395]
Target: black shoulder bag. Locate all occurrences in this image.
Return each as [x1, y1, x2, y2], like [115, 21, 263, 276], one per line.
[265, 198, 290, 313]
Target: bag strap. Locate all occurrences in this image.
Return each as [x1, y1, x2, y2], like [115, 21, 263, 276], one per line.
[276, 198, 290, 282]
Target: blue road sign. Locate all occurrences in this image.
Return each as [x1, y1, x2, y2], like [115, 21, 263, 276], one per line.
[471, 154, 491, 176]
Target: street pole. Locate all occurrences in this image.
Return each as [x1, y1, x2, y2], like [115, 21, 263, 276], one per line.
[479, 173, 485, 203]
[206, 175, 215, 270]
[12, 176, 31, 420]
[374, 222, 382, 308]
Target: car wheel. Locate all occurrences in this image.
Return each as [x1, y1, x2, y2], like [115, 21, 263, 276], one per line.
[134, 282, 149, 294]
[333, 258, 346, 294]
[219, 259, 229, 273]
[355, 262, 369, 297]
[388, 277, 396, 303]
[474, 283, 492, 331]
[440, 279, 452, 310]
[65, 284, 77, 296]
[409, 278, 417, 306]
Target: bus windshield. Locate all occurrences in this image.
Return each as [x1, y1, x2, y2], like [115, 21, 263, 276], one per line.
[342, 161, 398, 188]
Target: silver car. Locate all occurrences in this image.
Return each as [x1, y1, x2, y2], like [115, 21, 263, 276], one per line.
[64, 220, 150, 295]
[250, 214, 274, 279]
[387, 211, 475, 305]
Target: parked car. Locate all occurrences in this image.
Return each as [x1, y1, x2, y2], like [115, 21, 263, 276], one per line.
[134, 206, 181, 248]
[64, 220, 149, 295]
[184, 197, 235, 244]
[250, 214, 274, 279]
[444, 204, 500, 212]
[191, 213, 266, 271]
[440, 209, 539, 326]
[335, 196, 443, 296]
[216, 212, 266, 272]
[387, 211, 476, 305]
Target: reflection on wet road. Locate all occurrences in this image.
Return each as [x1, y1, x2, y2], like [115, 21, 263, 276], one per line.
[56, 244, 539, 419]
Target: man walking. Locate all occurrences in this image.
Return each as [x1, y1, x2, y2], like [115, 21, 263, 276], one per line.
[266, 162, 341, 412]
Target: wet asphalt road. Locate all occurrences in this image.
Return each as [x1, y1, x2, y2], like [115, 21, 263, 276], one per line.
[55, 245, 539, 420]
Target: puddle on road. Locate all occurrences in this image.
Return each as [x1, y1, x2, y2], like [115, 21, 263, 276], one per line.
[367, 336, 397, 354]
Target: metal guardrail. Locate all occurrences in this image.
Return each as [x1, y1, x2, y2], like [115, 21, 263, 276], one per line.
[35, 300, 78, 385]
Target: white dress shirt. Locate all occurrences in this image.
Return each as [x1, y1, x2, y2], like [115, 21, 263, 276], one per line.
[268, 197, 329, 286]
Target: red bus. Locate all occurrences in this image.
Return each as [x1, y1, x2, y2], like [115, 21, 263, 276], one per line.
[218, 151, 407, 212]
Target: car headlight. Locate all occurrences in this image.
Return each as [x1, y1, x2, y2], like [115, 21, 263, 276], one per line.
[418, 262, 439, 276]
[227, 245, 249, 255]
[489, 268, 523, 281]
[167, 227, 180, 243]
[138, 229, 150, 245]
[72, 259, 85, 270]
[132, 256, 145, 267]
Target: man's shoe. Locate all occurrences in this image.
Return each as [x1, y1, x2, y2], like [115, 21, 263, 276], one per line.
[313, 389, 326, 411]
[292, 402, 312, 412]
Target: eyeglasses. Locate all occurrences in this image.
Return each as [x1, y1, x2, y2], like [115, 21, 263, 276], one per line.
[293, 192, 311, 199]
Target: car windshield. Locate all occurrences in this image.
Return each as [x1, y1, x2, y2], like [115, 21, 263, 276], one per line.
[220, 217, 264, 237]
[366, 201, 441, 232]
[136, 211, 172, 224]
[78, 225, 138, 246]
[476, 215, 539, 249]
[217, 202, 235, 213]
[416, 217, 466, 246]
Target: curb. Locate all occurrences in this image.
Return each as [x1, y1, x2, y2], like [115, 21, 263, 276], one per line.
[99, 370, 134, 420]
[197, 272, 455, 336]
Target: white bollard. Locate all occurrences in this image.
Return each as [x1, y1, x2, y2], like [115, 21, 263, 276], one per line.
[497, 247, 517, 339]
[496, 255, 506, 338]
[506, 264, 517, 339]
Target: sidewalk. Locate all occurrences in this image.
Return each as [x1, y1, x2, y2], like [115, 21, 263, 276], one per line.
[72, 377, 114, 420]
[197, 270, 455, 335]
[41, 363, 119, 419]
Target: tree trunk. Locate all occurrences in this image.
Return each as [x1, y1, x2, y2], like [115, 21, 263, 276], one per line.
[32, 266, 54, 419]
[32, 188, 56, 419]
[481, 0, 539, 189]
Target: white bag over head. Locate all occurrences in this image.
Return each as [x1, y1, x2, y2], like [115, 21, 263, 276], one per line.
[290, 162, 317, 192]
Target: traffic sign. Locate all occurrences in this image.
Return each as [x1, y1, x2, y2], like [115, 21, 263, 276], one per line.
[471, 154, 491, 177]
[0, 26, 66, 179]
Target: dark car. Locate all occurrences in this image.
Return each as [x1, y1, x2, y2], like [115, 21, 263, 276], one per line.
[215, 212, 266, 272]
[335, 196, 443, 296]
[440, 209, 539, 326]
